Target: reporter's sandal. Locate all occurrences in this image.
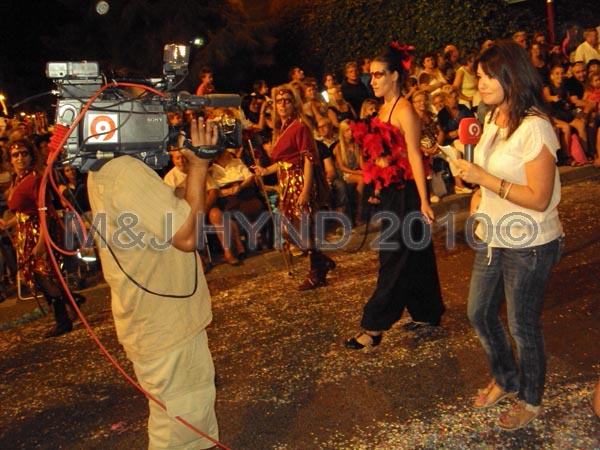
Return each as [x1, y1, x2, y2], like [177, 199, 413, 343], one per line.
[498, 400, 543, 430]
[474, 380, 518, 409]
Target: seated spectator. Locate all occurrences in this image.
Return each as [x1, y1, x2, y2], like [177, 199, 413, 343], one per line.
[333, 119, 363, 224]
[195, 66, 216, 95]
[301, 81, 328, 133]
[359, 98, 379, 119]
[163, 148, 189, 195]
[437, 86, 475, 148]
[209, 149, 264, 221]
[544, 65, 588, 165]
[418, 52, 448, 96]
[327, 84, 356, 129]
[320, 72, 338, 103]
[208, 148, 266, 262]
[574, 28, 600, 65]
[565, 61, 596, 118]
[431, 91, 445, 114]
[412, 90, 471, 198]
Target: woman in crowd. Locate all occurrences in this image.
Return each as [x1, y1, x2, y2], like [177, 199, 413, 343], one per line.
[345, 42, 445, 350]
[301, 82, 328, 131]
[359, 98, 379, 119]
[333, 119, 363, 225]
[454, 41, 564, 430]
[411, 89, 469, 192]
[0, 140, 82, 337]
[418, 52, 448, 95]
[452, 51, 480, 112]
[253, 84, 335, 290]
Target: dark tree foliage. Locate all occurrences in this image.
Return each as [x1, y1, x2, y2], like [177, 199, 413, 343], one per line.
[273, 0, 600, 83]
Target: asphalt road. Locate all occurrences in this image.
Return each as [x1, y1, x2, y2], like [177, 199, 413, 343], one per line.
[1, 175, 599, 449]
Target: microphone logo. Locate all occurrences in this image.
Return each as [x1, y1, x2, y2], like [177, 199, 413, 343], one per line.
[458, 117, 482, 145]
[458, 117, 481, 163]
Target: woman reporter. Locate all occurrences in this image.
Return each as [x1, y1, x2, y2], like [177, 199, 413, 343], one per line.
[454, 41, 564, 430]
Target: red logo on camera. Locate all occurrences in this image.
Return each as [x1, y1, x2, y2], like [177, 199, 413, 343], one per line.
[89, 114, 118, 142]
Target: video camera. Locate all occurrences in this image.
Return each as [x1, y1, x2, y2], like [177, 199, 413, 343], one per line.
[46, 44, 243, 171]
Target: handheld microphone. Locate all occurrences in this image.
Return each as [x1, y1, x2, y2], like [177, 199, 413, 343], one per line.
[458, 117, 482, 163]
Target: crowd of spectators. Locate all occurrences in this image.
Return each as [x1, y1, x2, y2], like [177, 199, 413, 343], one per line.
[1, 28, 600, 284]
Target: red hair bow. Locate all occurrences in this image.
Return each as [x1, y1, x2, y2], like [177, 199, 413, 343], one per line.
[389, 42, 415, 71]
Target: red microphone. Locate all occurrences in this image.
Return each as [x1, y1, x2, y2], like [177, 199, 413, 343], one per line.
[458, 117, 482, 163]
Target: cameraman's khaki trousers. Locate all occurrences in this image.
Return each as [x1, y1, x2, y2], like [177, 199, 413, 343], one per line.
[132, 330, 218, 450]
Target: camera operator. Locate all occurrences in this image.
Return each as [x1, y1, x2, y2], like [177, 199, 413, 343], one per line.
[87, 117, 220, 450]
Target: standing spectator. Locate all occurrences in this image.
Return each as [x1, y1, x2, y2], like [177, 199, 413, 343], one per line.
[529, 43, 550, 85]
[512, 31, 528, 49]
[195, 66, 216, 95]
[341, 61, 371, 115]
[441, 44, 461, 84]
[253, 84, 335, 290]
[344, 42, 445, 350]
[453, 51, 480, 111]
[574, 28, 600, 65]
[315, 117, 348, 217]
[454, 41, 564, 431]
[288, 66, 305, 83]
[88, 119, 220, 449]
[359, 56, 375, 97]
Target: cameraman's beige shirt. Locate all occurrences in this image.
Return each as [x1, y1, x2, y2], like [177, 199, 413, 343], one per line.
[88, 156, 212, 361]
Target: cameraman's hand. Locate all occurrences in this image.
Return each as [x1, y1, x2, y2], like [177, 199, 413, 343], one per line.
[178, 117, 218, 167]
[190, 116, 218, 148]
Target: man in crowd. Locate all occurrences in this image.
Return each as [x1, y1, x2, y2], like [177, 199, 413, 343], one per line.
[341, 61, 371, 115]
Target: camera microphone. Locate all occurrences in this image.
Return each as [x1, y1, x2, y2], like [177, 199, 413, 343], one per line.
[174, 92, 241, 108]
[458, 117, 482, 163]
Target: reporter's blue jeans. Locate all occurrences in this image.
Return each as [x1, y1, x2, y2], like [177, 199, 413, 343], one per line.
[467, 237, 563, 406]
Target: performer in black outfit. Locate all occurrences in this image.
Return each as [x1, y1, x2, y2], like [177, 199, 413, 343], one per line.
[345, 42, 445, 350]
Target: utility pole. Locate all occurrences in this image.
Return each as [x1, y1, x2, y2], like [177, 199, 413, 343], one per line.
[547, 0, 556, 43]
